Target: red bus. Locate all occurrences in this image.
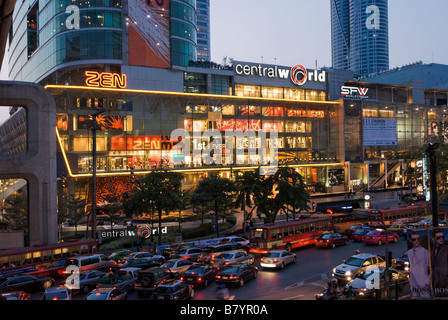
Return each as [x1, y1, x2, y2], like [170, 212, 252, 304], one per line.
[0, 239, 98, 279]
[353, 203, 429, 227]
[249, 217, 333, 254]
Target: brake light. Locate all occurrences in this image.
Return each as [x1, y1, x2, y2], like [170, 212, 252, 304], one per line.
[52, 297, 58, 300]
[273, 259, 278, 263]
[180, 277, 184, 281]
[216, 275, 221, 279]
[198, 277, 202, 282]
[229, 276, 238, 280]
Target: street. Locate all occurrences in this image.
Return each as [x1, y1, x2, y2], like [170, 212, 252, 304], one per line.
[30, 233, 409, 301]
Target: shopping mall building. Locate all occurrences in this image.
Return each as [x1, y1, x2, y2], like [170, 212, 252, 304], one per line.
[2, 0, 448, 206]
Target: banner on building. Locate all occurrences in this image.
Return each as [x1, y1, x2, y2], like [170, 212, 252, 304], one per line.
[128, 0, 170, 68]
[363, 118, 397, 146]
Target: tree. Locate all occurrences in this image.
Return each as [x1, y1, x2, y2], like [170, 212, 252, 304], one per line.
[3, 191, 28, 232]
[236, 167, 310, 224]
[191, 173, 237, 237]
[67, 196, 87, 236]
[131, 170, 184, 245]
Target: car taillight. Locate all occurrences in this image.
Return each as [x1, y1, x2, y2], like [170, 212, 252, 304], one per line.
[180, 277, 184, 281]
[229, 276, 238, 280]
[273, 259, 278, 263]
[216, 275, 221, 279]
[198, 277, 202, 282]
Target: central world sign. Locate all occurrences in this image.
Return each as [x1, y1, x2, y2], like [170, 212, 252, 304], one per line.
[234, 63, 326, 87]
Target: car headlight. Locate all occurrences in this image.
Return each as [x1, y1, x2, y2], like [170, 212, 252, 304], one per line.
[345, 271, 352, 276]
[333, 268, 337, 273]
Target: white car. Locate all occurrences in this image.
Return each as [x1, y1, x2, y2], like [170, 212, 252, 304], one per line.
[260, 250, 296, 269]
[162, 259, 196, 275]
[211, 251, 254, 266]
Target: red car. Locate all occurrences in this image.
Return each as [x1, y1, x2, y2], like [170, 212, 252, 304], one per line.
[362, 229, 399, 245]
[315, 233, 349, 249]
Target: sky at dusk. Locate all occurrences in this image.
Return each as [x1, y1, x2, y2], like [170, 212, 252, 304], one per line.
[1, 0, 448, 124]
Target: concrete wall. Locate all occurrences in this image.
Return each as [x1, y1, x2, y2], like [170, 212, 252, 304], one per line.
[0, 81, 57, 246]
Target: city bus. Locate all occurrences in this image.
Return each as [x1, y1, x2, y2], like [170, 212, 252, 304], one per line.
[248, 217, 333, 254]
[298, 212, 369, 233]
[0, 239, 98, 279]
[353, 203, 429, 228]
[313, 198, 365, 214]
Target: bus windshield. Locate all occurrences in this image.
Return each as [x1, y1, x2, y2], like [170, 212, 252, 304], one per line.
[251, 228, 267, 240]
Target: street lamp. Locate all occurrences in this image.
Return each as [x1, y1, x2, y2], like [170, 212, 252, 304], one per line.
[91, 107, 106, 239]
[425, 142, 440, 227]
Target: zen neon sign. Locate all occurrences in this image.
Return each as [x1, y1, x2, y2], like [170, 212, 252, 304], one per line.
[85, 71, 127, 89]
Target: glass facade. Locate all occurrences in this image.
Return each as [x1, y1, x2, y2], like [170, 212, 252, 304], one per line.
[170, 0, 197, 67]
[49, 86, 341, 176]
[331, 0, 389, 77]
[9, 0, 123, 82]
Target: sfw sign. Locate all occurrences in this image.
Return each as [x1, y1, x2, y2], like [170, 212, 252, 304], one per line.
[234, 63, 326, 87]
[341, 86, 369, 99]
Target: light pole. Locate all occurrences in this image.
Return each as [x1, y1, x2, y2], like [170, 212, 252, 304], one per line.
[425, 142, 440, 227]
[91, 107, 105, 240]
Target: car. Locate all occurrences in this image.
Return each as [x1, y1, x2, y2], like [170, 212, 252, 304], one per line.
[0, 275, 54, 294]
[387, 224, 406, 236]
[348, 267, 409, 298]
[162, 242, 197, 260]
[152, 279, 194, 300]
[118, 257, 161, 269]
[65, 270, 106, 294]
[395, 251, 409, 272]
[0, 291, 30, 300]
[344, 224, 365, 237]
[211, 251, 254, 266]
[181, 264, 218, 287]
[171, 247, 204, 262]
[197, 243, 247, 264]
[85, 287, 127, 300]
[108, 249, 133, 262]
[119, 251, 165, 265]
[351, 227, 372, 241]
[43, 286, 72, 300]
[362, 229, 399, 245]
[220, 236, 250, 247]
[97, 267, 140, 293]
[134, 267, 180, 295]
[63, 254, 117, 273]
[315, 233, 349, 249]
[332, 253, 388, 283]
[215, 264, 258, 287]
[260, 250, 296, 269]
[162, 259, 195, 275]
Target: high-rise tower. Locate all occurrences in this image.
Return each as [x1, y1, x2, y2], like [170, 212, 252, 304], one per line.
[331, 0, 389, 77]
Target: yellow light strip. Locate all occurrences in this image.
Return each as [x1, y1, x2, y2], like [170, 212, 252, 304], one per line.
[56, 126, 345, 178]
[45, 85, 340, 105]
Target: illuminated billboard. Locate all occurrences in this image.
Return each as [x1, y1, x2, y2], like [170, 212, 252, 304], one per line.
[128, 0, 170, 68]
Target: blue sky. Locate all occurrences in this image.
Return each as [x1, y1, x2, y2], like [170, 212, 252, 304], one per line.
[210, 0, 448, 68]
[2, 1, 448, 123]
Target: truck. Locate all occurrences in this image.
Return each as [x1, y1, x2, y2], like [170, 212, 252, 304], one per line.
[97, 267, 141, 293]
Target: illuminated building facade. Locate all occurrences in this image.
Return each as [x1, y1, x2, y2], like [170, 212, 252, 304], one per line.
[4, 0, 446, 208]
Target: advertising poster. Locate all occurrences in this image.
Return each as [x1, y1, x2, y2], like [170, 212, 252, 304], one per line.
[363, 118, 397, 146]
[407, 227, 448, 298]
[128, 0, 170, 68]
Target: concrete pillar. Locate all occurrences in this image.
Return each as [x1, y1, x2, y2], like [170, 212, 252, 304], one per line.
[0, 81, 57, 245]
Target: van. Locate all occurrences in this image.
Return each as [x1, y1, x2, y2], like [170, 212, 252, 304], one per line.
[63, 254, 117, 273]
